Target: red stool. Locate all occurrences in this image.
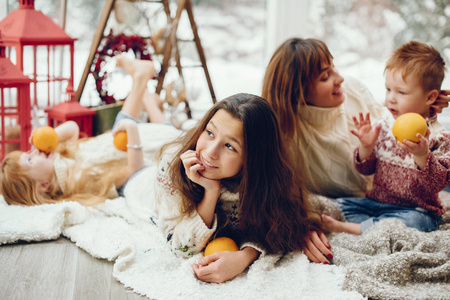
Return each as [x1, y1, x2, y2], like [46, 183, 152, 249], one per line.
[46, 101, 96, 138]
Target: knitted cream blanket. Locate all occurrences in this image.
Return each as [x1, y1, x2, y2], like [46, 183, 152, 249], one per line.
[0, 124, 363, 300]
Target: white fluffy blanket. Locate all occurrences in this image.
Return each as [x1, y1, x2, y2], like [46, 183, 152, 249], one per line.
[0, 124, 363, 300]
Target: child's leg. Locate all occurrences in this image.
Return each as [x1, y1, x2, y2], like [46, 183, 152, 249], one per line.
[323, 197, 385, 235]
[374, 208, 442, 232]
[116, 55, 156, 120]
[336, 197, 378, 223]
[322, 214, 362, 235]
[142, 91, 166, 123]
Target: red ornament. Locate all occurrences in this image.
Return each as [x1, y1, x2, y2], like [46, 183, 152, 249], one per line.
[91, 30, 153, 105]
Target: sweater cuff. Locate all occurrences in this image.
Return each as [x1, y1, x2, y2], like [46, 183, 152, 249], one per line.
[240, 242, 266, 257]
[354, 146, 375, 164]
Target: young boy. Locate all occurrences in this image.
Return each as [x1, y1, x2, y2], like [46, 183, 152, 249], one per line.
[323, 41, 450, 234]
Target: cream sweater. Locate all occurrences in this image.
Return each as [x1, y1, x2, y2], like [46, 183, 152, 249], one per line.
[297, 77, 388, 198]
[124, 147, 264, 258]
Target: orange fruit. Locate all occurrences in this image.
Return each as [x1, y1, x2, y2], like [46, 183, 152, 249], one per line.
[114, 131, 128, 151]
[32, 126, 59, 153]
[392, 112, 427, 143]
[204, 237, 239, 256]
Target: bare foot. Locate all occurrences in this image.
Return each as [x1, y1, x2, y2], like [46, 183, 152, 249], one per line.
[115, 54, 155, 81]
[322, 214, 343, 233]
[322, 214, 362, 235]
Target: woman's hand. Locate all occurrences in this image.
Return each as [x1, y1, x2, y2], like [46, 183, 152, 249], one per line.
[302, 230, 332, 264]
[193, 247, 259, 283]
[431, 90, 450, 114]
[180, 150, 221, 192]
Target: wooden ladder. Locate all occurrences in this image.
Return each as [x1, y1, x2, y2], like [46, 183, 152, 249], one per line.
[74, 0, 216, 112]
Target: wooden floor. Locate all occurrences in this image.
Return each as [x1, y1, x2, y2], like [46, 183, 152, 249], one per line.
[0, 237, 149, 300]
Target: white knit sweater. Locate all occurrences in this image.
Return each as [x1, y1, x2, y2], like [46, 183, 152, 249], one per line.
[297, 77, 388, 198]
[124, 147, 264, 258]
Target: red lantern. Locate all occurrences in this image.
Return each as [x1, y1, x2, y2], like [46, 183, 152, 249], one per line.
[1, 0, 96, 137]
[0, 0, 76, 109]
[0, 35, 32, 160]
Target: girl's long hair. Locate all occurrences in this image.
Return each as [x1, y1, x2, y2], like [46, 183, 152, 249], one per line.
[162, 93, 322, 254]
[1, 141, 125, 206]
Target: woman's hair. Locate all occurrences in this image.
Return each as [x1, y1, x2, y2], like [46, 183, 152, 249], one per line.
[261, 37, 337, 194]
[262, 37, 332, 139]
[1, 142, 125, 206]
[385, 40, 446, 92]
[162, 93, 322, 254]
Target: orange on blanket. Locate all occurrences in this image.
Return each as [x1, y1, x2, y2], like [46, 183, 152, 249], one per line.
[32, 126, 59, 153]
[114, 131, 128, 151]
[204, 237, 238, 257]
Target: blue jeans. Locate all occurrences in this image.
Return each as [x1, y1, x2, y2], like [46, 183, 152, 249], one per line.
[444, 185, 450, 193]
[112, 111, 141, 130]
[337, 197, 442, 233]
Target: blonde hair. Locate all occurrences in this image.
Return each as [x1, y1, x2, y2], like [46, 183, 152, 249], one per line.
[1, 142, 126, 206]
[385, 41, 446, 92]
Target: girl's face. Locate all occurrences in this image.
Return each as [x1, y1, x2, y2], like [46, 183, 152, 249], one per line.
[195, 109, 244, 180]
[19, 149, 56, 186]
[305, 60, 345, 108]
[385, 70, 432, 119]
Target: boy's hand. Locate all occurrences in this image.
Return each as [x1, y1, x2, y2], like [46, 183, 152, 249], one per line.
[350, 112, 381, 160]
[397, 129, 430, 169]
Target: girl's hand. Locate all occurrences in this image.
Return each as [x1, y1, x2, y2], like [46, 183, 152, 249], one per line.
[431, 90, 449, 114]
[302, 230, 332, 264]
[111, 118, 136, 136]
[193, 248, 258, 283]
[397, 129, 430, 169]
[180, 150, 221, 192]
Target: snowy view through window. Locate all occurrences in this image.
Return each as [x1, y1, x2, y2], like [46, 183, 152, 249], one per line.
[3, 0, 450, 128]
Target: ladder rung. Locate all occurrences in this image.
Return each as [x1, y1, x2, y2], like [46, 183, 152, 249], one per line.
[177, 38, 195, 43]
[178, 64, 203, 68]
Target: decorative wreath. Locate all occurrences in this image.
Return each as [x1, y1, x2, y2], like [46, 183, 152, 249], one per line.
[91, 30, 153, 104]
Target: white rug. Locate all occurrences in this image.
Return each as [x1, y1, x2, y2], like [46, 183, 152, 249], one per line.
[0, 123, 364, 300]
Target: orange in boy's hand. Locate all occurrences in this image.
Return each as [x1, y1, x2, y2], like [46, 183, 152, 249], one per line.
[114, 131, 128, 151]
[392, 112, 427, 143]
[204, 237, 239, 257]
[32, 126, 59, 153]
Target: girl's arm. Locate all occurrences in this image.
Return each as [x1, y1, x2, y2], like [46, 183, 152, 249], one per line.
[112, 119, 145, 188]
[193, 247, 259, 283]
[180, 150, 221, 228]
[54, 121, 80, 143]
[154, 154, 218, 258]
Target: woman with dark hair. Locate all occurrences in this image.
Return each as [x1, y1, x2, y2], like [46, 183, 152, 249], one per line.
[261, 37, 450, 262]
[262, 37, 449, 198]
